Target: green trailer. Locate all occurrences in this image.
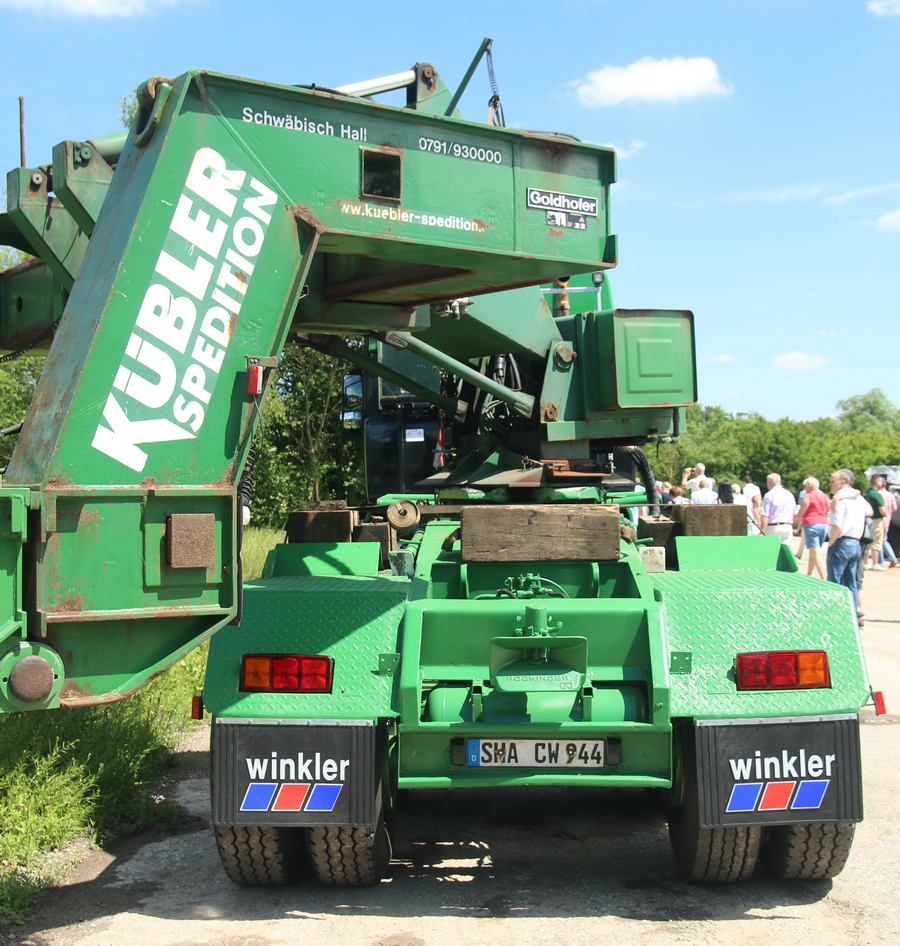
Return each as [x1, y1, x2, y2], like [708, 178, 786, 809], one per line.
[0, 50, 873, 886]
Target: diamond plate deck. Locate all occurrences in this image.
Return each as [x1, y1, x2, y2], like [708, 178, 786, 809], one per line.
[204, 575, 410, 718]
[650, 571, 870, 718]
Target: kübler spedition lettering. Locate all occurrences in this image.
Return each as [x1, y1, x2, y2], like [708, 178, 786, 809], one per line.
[92, 147, 277, 473]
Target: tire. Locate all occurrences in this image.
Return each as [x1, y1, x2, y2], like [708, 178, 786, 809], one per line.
[763, 822, 855, 880]
[213, 824, 305, 885]
[307, 811, 392, 885]
[667, 726, 761, 883]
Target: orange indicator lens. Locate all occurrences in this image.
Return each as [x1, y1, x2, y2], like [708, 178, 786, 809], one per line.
[241, 656, 272, 690]
[798, 651, 830, 687]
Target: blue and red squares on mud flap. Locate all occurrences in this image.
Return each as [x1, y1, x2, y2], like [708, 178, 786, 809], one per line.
[240, 782, 343, 812]
[726, 779, 829, 813]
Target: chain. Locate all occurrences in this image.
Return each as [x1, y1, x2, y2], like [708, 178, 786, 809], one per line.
[0, 318, 60, 364]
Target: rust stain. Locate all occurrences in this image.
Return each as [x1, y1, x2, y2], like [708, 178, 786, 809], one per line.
[59, 679, 92, 703]
[293, 203, 325, 231]
[547, 228, 564, 237]
[54, 592, 84, 613]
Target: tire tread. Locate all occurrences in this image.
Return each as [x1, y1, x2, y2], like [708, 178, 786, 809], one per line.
[213, 824, 302, 885]
[764, 822, 855, 880]
[307, 820, 391, 886]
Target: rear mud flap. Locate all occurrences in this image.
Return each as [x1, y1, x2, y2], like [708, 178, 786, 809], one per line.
[694, 714, 862, 828]
[212, 718, 377, 827]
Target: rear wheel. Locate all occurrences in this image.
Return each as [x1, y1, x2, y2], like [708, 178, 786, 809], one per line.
[213, 824, 305, 885]
[307, 809, 392, 885]
[667, 726, 760, 882]
[763, 822, 855, 880]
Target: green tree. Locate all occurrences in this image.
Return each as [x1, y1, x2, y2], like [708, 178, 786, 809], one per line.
[654, 393, 899, 498]
[249, 344, 363, 527]
[120, 90, 139, 129]
[835, 388, 900, 435]
[0, 356, 44, 466]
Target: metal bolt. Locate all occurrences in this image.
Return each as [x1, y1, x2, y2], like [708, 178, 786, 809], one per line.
[31, 172, 43, 187]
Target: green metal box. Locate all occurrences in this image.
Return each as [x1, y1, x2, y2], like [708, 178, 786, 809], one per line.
[594, 309, 696, 410]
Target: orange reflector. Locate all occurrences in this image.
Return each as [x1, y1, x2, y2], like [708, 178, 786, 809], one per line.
[798, 651, 829, 687]
[241, 656, 272, 690]
[240, 654, 333, 693]
[873, 690, 886, 716]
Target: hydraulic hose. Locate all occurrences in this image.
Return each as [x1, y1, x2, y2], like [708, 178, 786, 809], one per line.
[622, 445, 659, 516]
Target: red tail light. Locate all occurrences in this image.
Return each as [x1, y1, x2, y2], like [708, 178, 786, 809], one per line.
[241, 654, 333, 693]
[735, 650, 829, 690]
[247, 364, 264, 395]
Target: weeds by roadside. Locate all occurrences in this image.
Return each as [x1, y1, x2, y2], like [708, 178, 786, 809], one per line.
[0, 527, 283, 925]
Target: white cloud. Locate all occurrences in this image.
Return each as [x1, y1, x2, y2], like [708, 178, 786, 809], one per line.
[875, 208, 900, 231]
[825, 181, 900, 204]
[734, 184, 828, 203]
[724, 391, 739, 397]
[772, 351, 829, 370]
[814, 330, 838, 337]
[0, 0, 177, 14]
[868, 0, 900, 15]
[601, 140, 646, 159]
[709, 354, 735, 362]
[574, 56, 732, 107]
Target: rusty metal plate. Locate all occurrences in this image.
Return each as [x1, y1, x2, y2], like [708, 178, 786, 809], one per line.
[166, 513, 216, 569]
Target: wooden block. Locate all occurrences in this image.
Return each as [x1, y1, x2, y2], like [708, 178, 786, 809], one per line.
[285, 509, 358, 544]
[667, 504, 747, 536]
[352, 522, 396, 569]
[460, 504, 620, 562]
[638, 515, 682, 561]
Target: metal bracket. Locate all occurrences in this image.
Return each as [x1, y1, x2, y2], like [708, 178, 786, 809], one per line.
[670, 652, 693, 674]
[377, 653, 400, 675]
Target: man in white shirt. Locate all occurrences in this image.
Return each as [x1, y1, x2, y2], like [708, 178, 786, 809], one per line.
[690, 478, 719, 505]
[682, 463, 716, 497]
[742, 476, 761, 500]
[826, 469, 865, 614]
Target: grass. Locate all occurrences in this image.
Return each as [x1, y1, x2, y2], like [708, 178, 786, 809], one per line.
[242, 525, 284, 580]
[0, 527, 284, 925]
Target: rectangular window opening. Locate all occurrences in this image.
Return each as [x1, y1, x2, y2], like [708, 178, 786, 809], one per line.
[362, 150, 401, 201]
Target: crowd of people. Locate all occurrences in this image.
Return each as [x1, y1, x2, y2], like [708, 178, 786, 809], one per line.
[653, 464, 898, 626]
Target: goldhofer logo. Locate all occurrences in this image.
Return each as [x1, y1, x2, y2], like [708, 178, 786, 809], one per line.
[527, 188, 598, 216]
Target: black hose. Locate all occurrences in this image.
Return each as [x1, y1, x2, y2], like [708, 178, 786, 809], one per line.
[624, 446, 659, 516]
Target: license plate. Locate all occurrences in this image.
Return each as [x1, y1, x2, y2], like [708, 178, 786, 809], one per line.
[467, 738, 604, 768]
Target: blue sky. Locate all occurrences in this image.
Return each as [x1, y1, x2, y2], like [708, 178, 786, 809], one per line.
[1, 0, 898, 421]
